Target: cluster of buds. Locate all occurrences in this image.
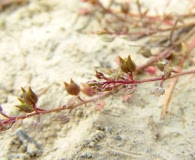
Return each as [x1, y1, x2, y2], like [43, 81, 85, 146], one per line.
[88, 80, 101, 92]
[156, 59, 172, 78]
[15, 87, 38, 113]
[118, 55, 136, 81]
[88, 80, 114, 92]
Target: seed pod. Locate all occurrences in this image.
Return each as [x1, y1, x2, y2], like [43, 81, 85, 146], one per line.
[126, 55, 136, 72]
[21, 87, 38, 104]
[81, 83, 96, 96]
[64, 79, 80, 96]
[119, 55, 136, 74]
[156, 59, 169, 71]
[137, 47, 152, 58]
[26, 87, 38, 104]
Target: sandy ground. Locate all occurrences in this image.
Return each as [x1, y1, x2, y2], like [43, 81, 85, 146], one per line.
[0, 0, 195, 160]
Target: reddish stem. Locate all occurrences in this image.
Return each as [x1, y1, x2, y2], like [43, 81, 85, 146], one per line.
[1, 92, 110, 126]
[101, 69, 194, 85]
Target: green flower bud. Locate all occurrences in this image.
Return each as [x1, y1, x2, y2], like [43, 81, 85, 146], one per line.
[119, 55, 136, 74]
[23, 87, 38, 104]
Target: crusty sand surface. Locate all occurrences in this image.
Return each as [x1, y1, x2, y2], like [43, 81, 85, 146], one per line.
[0, 0, 194, 160]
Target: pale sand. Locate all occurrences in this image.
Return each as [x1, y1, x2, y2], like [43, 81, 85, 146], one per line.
[0, 0, 194, 160]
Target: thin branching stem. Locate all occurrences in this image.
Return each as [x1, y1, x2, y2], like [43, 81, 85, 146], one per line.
[1, 92, 110, 126]
[101, 70, 195, 85]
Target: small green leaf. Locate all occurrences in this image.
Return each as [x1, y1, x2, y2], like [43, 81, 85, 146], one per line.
[164, 63, 172, 78]
[18, 98, 26, 104]
[15, 104, 34, 113]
